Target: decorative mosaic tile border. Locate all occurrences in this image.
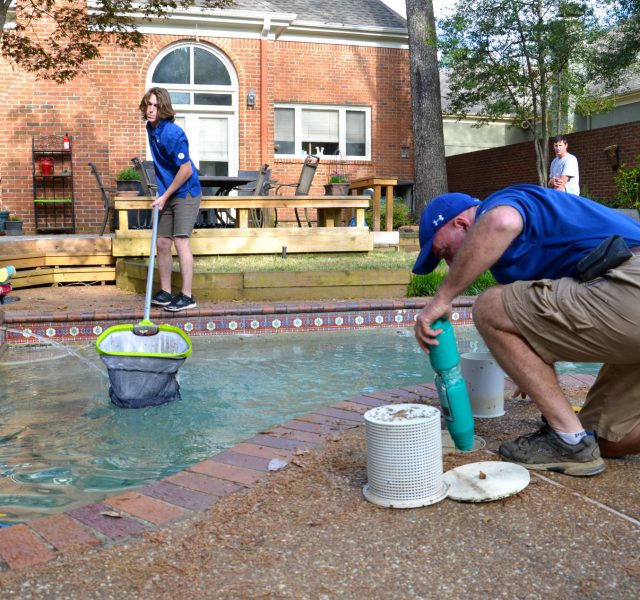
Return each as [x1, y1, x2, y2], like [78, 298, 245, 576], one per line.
[2, 302, 474, 346]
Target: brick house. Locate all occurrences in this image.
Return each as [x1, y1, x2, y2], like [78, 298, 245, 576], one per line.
[0, 1, 414, 234]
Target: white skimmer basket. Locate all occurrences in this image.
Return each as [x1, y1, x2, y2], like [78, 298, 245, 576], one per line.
[363, 403, 448, 508]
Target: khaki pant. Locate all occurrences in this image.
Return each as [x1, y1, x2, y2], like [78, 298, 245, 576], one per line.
[502, 254, 640, 442]
[158, 193, 201, 238]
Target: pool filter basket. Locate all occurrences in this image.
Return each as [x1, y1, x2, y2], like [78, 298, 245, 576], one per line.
[363, 403, 448, 508]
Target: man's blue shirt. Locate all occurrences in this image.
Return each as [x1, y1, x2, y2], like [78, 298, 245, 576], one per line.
[477, 184, 640, 284]
[146, 120, 202, 198]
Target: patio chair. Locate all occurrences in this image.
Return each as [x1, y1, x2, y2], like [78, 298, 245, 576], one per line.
[236, 163, 271, 227]
[130, 156, 158, 197]
[274, 154, 320, 227]
[88, 162, 115, 236]
[129, 157, 155, 228]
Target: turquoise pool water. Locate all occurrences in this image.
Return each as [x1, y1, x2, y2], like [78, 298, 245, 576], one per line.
[0, 326, 599, 525]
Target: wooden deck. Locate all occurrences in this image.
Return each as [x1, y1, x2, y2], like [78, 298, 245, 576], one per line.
[112, 195, 373, 256]
[0, 194, 374, 290]
[0, 236, 115, 289]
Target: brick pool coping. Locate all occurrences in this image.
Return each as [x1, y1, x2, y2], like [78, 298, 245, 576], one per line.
[0, 297, 474, 346]
[0, 297, 597, 572]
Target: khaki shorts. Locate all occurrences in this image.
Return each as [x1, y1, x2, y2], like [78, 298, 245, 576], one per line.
[157, 193, 201, 238]
[502, 254, 640, 442]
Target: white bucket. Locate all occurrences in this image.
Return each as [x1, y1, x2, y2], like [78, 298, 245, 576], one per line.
[460, 352, 505, 418]
[363, 403, 448, 508]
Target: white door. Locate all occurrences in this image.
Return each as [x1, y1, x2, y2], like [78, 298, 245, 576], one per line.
[174, 114, 236, 176]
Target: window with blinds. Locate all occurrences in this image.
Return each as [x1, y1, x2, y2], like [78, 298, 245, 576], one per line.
[274, 105, 370, 160]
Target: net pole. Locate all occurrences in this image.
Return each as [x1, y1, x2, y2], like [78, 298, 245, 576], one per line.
[143, 206, 160, 323]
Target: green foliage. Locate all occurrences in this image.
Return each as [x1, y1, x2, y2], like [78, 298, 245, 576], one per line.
[437, 0, 634, 187]
[116, 167, 141, 181]
[612, 156, 640, 209]
[407, 269, 497, 297]
[0, 1, 234, 83]
[366, 200, 416, 230]
[329, 175, 348, 184]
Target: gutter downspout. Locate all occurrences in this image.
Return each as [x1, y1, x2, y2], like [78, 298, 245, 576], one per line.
[261, 18, 271, 164]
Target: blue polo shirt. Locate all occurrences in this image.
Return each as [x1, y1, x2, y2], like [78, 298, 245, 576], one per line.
[146, 120, 202, 198]
[477, 184, 640, 283]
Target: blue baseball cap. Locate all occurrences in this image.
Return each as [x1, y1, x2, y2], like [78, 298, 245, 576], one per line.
[412, 193, 481, 275]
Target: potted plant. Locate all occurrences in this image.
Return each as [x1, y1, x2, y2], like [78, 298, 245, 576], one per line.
[5, 216, 24, 236]
[324, 154, 351, 195]
[116, 167, 143, 195]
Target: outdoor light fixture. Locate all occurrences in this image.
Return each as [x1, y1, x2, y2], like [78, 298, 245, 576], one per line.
[604, 144, 620, 170]
[401, 145, 410, 159]
[247, 88, 256, 107]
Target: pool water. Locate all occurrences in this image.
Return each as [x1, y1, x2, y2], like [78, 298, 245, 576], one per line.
[0, 326, 599, 524]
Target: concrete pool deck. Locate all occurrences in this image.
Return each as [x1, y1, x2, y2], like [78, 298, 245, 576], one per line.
[1, 287, 639, 597]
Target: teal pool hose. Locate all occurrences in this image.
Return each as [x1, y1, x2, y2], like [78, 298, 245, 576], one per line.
[428, 318, 475, 451]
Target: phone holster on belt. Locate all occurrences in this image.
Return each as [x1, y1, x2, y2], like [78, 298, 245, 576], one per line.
[576, 235, 632, 282]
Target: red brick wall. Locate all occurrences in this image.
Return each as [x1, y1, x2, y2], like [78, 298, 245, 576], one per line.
[0, 34, 413, 233]
[271, 43, 414, 193]
[446, 121, 640, 201]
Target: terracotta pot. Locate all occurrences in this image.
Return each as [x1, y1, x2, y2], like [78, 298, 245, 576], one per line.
[324, 183, 350, 195]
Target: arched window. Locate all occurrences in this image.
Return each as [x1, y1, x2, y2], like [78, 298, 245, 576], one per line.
[150, 44, 236, 108]
[147, 43, 239, 176]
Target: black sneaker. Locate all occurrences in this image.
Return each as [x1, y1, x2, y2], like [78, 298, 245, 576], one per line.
[164, 292, 197, 312]
[150, 290, 173, 306]
[499, 424, 606, 477]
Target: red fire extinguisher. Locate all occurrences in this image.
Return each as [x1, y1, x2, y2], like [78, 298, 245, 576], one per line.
[63, 133, 70, 151]
[39, 157, 54, 176]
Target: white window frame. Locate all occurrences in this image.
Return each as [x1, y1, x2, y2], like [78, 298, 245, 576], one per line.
[145, 42, 240, 174]
[274, 104, 371, 161]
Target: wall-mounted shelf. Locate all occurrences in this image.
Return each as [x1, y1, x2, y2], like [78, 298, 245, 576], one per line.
[32, 135, 76, 233]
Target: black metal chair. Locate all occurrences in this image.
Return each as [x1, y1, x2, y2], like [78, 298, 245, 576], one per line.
[88, 162, 115, 236]
[236, 164, 271, 227]
[131, 157, 158, 197]
[129, 157, 155, 228]
[274, 155, 320, 227]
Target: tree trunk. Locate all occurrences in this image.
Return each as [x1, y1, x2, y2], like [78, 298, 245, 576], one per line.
[406, 0, 448, 216]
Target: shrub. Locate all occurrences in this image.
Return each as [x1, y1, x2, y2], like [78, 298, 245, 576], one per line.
[366, 199, 415, 230]
[407, 268, 497, 297]
[612, 156, 640, 209]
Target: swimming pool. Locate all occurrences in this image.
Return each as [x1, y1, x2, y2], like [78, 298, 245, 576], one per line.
[0, 325, 599, 525]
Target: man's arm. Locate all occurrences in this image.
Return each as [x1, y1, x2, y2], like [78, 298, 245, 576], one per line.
[414, 205, 523, 353]
[151, 161, 193, 209]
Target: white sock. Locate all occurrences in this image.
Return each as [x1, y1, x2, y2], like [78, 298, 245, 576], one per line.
[555, 429, 587, 445]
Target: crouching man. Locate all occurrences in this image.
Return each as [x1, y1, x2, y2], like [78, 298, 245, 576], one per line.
[413, 185, 640, 476]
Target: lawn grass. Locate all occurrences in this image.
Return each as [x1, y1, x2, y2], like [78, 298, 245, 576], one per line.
[191, 250, 419, 273]
[165, 251, 498, 297]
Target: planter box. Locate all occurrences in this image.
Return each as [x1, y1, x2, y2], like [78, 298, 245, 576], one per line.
[5, 221, 23, 236]
[116, 260, 411, 302]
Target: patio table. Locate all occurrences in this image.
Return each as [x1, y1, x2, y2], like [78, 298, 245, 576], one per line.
[197, 175, 257, 227]
[349, 176, 397, 232]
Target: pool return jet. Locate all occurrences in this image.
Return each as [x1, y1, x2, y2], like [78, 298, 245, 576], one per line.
[96, 206, 192, 408]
